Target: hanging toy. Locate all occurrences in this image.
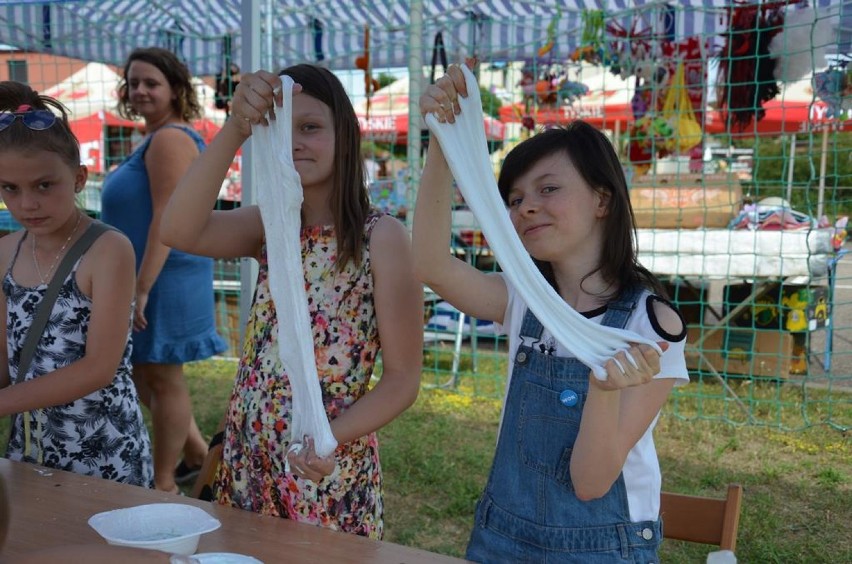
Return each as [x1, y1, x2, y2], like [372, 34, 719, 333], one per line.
[628, 114, 674, 175]
[832, 217, 848, 251]
[631, 89, 649, 120]
[535, 71, 559, 107]
[537, 6, 562, 58]
[557, 80, 589, 105]
[661, 62, 703, 154]
[571, 9, 607, 65]
[355, 25, 381, 118]
[660, 36, 708, 118]
[717, 1, 800, 131]
[518, 67, 536, 112]
[605, 17, 648, 80]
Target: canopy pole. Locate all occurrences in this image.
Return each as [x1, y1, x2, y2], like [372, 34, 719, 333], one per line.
[785, 133, 796, 203]
[239, 0, 262, 329]
[817, 127, 829, 219]
[405, 0, 423, 230]
[264, 0, 274, 70]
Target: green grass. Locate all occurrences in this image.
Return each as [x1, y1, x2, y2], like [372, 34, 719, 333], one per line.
[422, 342, 852, 432]
[185, 358, 850, 562]
[4, 358, 850, 562]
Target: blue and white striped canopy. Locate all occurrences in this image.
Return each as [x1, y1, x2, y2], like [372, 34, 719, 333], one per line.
[0, 0, 848, 75]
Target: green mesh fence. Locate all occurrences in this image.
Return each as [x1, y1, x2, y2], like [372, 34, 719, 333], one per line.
[1, 1, 849, 432]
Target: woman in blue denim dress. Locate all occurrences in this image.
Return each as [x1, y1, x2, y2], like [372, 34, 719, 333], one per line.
[413, 65, 688, 562]
[101, 47, 226, 493]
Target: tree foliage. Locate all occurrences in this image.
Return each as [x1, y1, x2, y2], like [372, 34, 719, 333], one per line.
[733, 131, 852, 217]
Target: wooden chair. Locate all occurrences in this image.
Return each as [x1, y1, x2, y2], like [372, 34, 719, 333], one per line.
[660, 484, 744, 551]
[190, 430, 225, 500]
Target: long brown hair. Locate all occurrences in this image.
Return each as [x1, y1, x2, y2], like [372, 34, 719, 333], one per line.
[117, 47, 202, 123]
[280, 64, 370, 269]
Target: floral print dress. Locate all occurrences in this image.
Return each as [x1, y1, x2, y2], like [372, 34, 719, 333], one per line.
[3, 232, 153, 487]
[215, 212, 384, 538]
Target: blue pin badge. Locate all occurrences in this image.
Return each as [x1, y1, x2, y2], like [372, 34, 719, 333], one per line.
[559, 388, 578, 407]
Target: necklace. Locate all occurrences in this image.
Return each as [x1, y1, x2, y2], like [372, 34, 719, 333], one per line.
[32, 212, 83, 285]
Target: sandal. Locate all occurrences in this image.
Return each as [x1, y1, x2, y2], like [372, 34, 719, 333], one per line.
[174, 460, 202, 486]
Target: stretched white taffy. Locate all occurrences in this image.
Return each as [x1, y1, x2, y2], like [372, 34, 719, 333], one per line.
[424, 66, 662, 380]
[251, 76, 338, 457]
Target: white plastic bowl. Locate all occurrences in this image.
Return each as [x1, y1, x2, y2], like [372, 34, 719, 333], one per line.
[88, 503, 222, 555]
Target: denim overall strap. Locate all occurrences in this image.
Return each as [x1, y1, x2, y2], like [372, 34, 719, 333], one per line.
[599, 284, 642, 330]
[519, 305, 546, 340]
[467, 284, 662, 563]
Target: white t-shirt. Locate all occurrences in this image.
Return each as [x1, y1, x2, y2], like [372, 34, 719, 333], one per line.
[498, 275, 689, 523]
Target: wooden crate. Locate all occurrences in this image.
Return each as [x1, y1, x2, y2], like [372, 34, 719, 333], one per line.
[685, 326, 807, 379]
[630, 173, 742, 229]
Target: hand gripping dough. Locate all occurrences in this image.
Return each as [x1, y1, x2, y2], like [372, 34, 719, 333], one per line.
[424, 66, 662, 380]
[252, 76, 338, 457]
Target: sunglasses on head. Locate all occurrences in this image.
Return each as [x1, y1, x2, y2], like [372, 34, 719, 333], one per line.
[0, 105, 57, 133]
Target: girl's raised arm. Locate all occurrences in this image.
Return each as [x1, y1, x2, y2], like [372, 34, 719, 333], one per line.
[161, 71, 284, 260]
[412, 66, 507, 324]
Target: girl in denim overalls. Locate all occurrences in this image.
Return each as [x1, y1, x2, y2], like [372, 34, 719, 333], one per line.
[413, 65, 689, 563]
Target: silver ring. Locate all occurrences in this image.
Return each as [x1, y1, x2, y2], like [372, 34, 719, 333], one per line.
[243, 116, 250, 122]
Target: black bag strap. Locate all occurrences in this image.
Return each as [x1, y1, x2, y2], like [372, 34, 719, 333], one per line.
[422, 32, 449, 156]
[429, 32, 448, 84]
[15, 220, 111, 385]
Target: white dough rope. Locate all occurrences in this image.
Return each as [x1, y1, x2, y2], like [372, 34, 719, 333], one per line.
[252, 76, 338, 457]
[424, 66, 662, 380]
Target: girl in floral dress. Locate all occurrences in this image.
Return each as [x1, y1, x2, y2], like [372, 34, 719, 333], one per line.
[161, 64, 422, 538]
[0, 82, 152, 486]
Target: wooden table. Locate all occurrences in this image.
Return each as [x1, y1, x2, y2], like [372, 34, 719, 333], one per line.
[0, 459, 467, 563]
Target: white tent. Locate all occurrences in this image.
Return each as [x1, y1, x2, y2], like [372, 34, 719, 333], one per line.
[42, 62, 141, 173]
[42, 62, 227, 173]
[43, 61, 126, 122]
[2, 1, 845, 76]
[44, 62, 225, 120]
